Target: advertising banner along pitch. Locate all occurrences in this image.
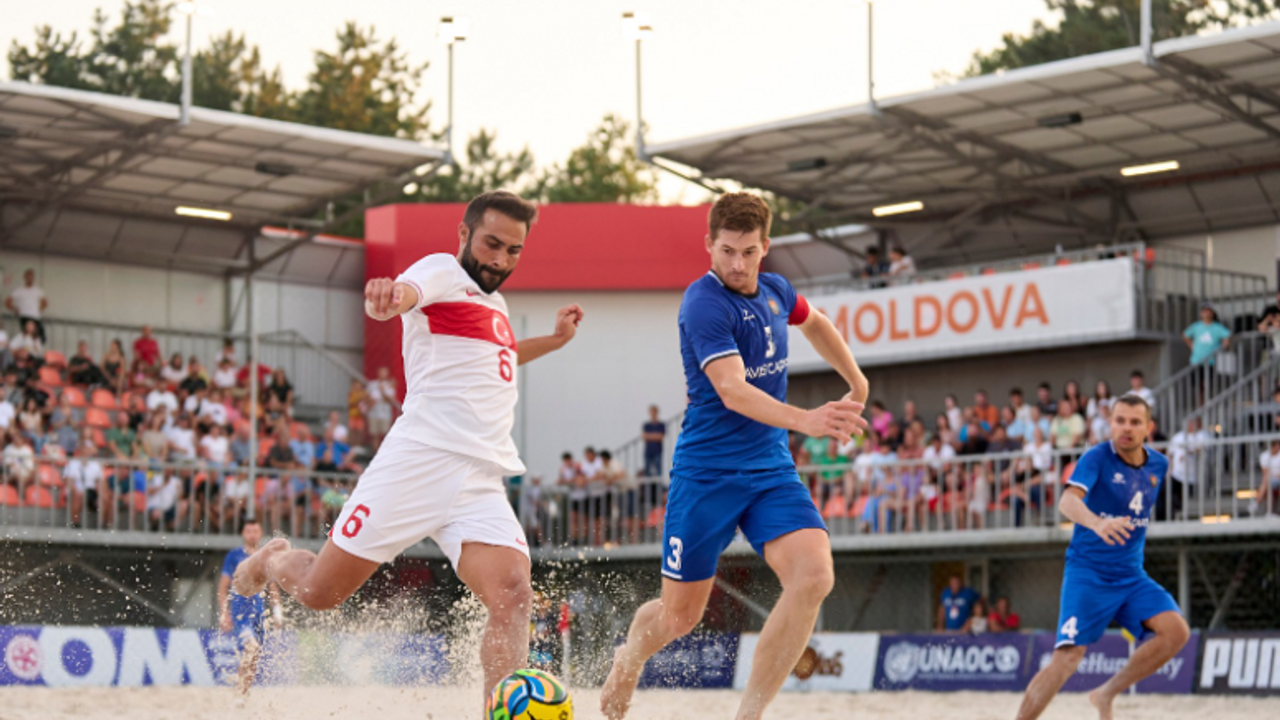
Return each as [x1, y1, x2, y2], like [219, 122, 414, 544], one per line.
[637, 633, 739, 690]
[789, 257, 1137, 370]
[1031, 631, 1198, 694]
[874, 633, 1035, 692]
[1198, 632, 1280, 695]
[734, 633, 879, 693]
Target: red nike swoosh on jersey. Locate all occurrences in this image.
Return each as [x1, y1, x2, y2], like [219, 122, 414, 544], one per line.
[515, 538, 528, 546]
[465, 290, 481, 296]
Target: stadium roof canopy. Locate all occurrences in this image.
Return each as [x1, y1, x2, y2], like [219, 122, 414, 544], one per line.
[0, 82, 443, 286]
[650, 23, 1280, 268]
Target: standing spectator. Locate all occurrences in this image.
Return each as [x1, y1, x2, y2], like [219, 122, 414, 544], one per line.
[101, 339, 127, 395]
[68, 340, 108, 387]
[581, 446, 607, 546]
[1251, 438, 1280, 517]
[861, 246, 890, 280]
[936, 574, 980, 632]
[132, 325, 161, 372]
[1161, 417, 1209, 521]
[1256, 288, 1280, 333]
[602, 449, 636, 544]
[289, 423, 317, 534]
[1009, 387, 1033, 427]
[558, 451, 586, 546]
[963, 598, 990, 635]
[6, 269, 47, 342]
[888, 246, 916, 279]
[66, 441, 105, 528]
[1036, 382, 1058, 417]
[1012, 428, 1054, 526]
[1128, 370, 1155, 409]
[366, 366, 397, 450]
[1049, 400, 1086, 450]
[519, 476, 545, 547]
[641, 405, 666, 478]
[212, 357, 237, 390]
[944, 394, 963, 436]
[969, 390, 999, 430]
[1085, 380, 1114, 421]
[9, 321, 44, 360]
[988, 597, 1021, 632]
[1184, 303, 1232, 368]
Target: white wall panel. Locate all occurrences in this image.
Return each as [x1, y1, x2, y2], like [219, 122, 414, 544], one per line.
[1154, 224, 1278, 288]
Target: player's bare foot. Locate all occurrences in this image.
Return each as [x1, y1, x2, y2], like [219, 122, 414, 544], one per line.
[232, 537, 290, 596]
[1089, 689, 1115, 720]
[601, 645, 643, 720]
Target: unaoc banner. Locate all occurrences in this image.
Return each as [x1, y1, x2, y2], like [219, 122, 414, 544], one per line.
[789, 257, 1137, 370]
[874, 633, 1035, 692]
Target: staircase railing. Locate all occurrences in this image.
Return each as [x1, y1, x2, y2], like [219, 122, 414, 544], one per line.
[1183, 335, 1280, 439]
[610, 409, 685, 483]
[1149, 332, 1276, 436]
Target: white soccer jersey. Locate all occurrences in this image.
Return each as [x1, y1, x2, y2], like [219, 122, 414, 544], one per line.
[390, 254, 523, 474]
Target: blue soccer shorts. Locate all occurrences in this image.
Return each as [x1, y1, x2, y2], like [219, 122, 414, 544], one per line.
[661, 467, 827, 582]
[232, 610, 264, 651]
[1054, 564, 1180, 648]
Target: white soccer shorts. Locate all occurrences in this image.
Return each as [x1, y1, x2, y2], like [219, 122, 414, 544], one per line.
[329, 434, 529, 569]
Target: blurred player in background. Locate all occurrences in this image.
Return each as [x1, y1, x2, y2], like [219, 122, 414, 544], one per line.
[217, 518, 281, 695]
[1015, 395, 1189, 720]
[233, 191, 583, 698]
[602, 193, 868, 720]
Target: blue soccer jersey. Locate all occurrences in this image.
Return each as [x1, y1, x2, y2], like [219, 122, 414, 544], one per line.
[1064, 441, 1169, 575]
[222, 547, 265, 647]
[672, 271, 809, 472]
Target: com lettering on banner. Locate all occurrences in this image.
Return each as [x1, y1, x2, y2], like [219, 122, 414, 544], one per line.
[637, 633, 738, 689]
[0, 626, 448, 688]
[789, 257, 1136, 370]
[1031, 631, 1197, 694]
[734, 633, 878, 693]
[874, 633, 1033, 692]
[1198, 632, 1280, 695]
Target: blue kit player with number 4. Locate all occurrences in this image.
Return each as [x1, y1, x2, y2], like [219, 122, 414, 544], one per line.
[601, 193, 870, 720]
[1016, 394, 1190, 720]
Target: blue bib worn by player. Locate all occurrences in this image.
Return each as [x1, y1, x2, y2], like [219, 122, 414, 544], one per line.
[663, 271, 826, 582]
[222, 547, 265, 649]
[1054, 441, 1179, 648]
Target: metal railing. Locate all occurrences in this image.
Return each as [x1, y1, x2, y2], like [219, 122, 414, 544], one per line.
[0, 315, 363, 411]
[1151, 331, 1280, 436]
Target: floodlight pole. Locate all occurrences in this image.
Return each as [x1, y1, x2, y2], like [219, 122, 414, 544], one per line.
[180, 11, 193, 126]
[867, 0, 877, 110]
[446, 40, 455, 165]
[635, 36, 645, 160]
[1140, 0, 1153, 65]
[246, 236, 258, 520]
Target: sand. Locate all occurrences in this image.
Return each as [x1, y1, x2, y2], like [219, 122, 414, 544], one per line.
[1, 687, 1277, 720]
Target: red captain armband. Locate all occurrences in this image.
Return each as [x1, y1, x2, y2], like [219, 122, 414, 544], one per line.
[788, 295, 811, 326]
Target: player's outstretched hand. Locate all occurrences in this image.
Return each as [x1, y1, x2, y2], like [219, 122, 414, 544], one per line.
[364, 277, 403, 321]
[799, 400, 867, 442]
[554, 304, 585, 344]
[1092, 517, 1134, 546]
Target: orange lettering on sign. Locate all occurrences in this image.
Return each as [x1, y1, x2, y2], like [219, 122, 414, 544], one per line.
[982, 286, 1014, 329]
[854, 303, 883, 344]
[888, 299, 909, 341]
[947, 291, 979, 333]
[1015, 282, 1049, 327]
[914, 295, 942, 338]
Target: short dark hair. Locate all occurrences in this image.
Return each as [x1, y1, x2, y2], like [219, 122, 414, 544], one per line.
[1038, 382, 1052, 391]
[1010, 387, 1023, 397]
[1114, 393, 1151, 417]
[600, 450, 612, 461]
[463, 190, 538, 234]
[561, 452, 572, 460]
[240, 517, 260, 532]
[1131, 369, 1144, 379]
[708, 192, 771, 241]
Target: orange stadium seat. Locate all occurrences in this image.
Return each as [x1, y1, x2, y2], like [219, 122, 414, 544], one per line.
[0, 485, 21, 506]
[850, 495, 870, 519]
[946, 272, 966, 280]
[91, 428, 107, 448]
[25, 485, 55, 509]
[43, 350, 67, 368]
[62, 387, 88, 408]
[1055, 257, 1071, 266]
[37, 464, 63, 488]
[981, 268, 997, 275]
[1021, 261, 1041, 271]
[91, 388, 119, 410]
[84, 407, 111, 429]
[821, 495, 848, 519]
[38, 366, 63, 387]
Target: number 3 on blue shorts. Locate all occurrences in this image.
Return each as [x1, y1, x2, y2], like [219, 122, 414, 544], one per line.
[667, 537, 683, 572]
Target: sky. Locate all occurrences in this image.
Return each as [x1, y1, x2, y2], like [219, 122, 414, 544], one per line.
[2, 0, 1061, 202]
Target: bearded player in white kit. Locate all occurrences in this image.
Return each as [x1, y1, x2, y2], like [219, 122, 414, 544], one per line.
[233, 191, 583, 695]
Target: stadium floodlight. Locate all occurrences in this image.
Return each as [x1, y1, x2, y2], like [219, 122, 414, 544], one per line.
[1200, 514, 1232, 524]
[438, 16, 470, 166]
[1120, 160, 1179, 177]
[176, 206, 232, 221]
[872, 200, 924, 217]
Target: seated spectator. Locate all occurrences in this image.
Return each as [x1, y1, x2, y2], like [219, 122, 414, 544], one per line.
[963, 598, 990, 635]
[132, 325, 161, 374]
[201, 423, 232, 469]
[138, 413, 170, 464]
[216, 338, 237, 366]
[235, 360, 272, 399]
[267, 368, 295, 409]
[165, 414, 198, 462]
[101, 339, 127, 394]
[1011, 428, 1054, 526]
[104, 411, 139, 461]
[1085, 380, 1113, 421]
[65, 441, 105, 528]
[2, 430, 36, 486]
[1009, 387, 1033, 427]
[936, 574, 979, 633]
[0, 327, 7, 371]
[1049, 399, 1085, 450]
[160, 353, 186, 387]
[323, 409, 349, 445]
[1185, 303, 1231, 368]
[1252, 438, 1280, 517]
[901, 399, 921, 427]
[229, 422, 253, 467]
[347, 378, 369, 445]
[198, 388, 229, 428]
[18, 396, 44, 449]
[9, 320, 44, 360]
[1029, 405, 1051, 440]
[969, 390, 999, 429]
[1088, 404, 1112, 445]
[46, 400, 79, 458]
[988, 596, 1021, 632]
[146, 468, 182, 531]
[68, 340, 108, 387]
[868, 401, 894, 438]
[212, 357, 237, 390]
[1062, 380, 1085, 417]
[1003, 406, 1030, 445]
[315, 426, 351, 473]
[0, 391, 13, 434]
[943, 394, 963, 436]
[1036, 382, 1058, 417]
[959, 419, 989, 455]
[1128, 370, 1155, 409]
[933, 413, 956, 449]
[888, 246, 916, 278]
[1160, 417, 1209, 521]
[860, 438, 899, 534]
[179, 357, 209, 396]
[146, 381, 179, 420]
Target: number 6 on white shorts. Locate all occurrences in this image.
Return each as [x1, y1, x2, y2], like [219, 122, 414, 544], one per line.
[667, 537, 683, 572]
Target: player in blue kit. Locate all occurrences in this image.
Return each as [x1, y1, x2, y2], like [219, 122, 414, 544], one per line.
[1016, 395, 1189, 720]
[601, 193, 869, 720]
[217, 518, 281, 695]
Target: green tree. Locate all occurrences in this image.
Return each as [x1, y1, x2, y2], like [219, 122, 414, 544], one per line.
[293, 22, 430, 140]
[412, 129, 538, 202]
[964, 0, 1279, 77]
[537, 114, 657, 203]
